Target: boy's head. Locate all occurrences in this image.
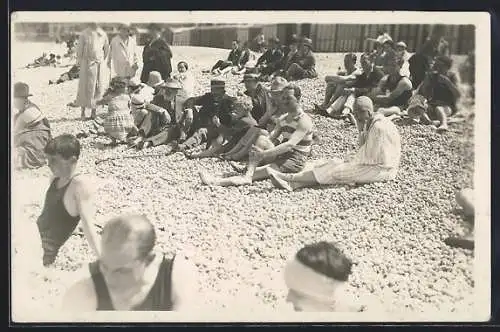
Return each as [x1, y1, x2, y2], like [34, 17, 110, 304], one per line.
[284, 241, 353, 311]
[44, 134, 81, 177]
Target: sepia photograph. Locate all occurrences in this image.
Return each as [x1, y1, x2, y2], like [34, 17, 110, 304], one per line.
[10, 11, 490, 323]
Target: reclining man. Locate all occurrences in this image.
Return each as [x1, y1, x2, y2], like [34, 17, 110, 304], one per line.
[269, 96, 401, 191]
[199, 84, 314, 187]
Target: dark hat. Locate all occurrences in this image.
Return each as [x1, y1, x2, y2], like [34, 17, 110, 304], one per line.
[14, 82, 32, 98]
[241, 73, 259, 83]
[302, 38, 313, 49]
[210, 79, 226, 88]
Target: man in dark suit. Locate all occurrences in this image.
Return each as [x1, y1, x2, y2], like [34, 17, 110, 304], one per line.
[140, 24, 173, 83]
[256, 37, 284, 80]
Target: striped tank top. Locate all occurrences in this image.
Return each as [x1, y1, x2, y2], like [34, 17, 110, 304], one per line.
[277, 111, 314, 154]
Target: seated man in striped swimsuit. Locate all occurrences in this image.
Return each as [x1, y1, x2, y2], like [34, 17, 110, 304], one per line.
[269, 96, 401, 191]
[199, 84, 314, 187]
[62, 214, 198, 311]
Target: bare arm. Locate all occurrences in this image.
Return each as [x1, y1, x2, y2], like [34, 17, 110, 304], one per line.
[375, 78, 412, 105]
[261, 115, 312, 160]
[171, 255, 199, 311]
[61, 277, 96, 312]
[72, 178, 100, 257]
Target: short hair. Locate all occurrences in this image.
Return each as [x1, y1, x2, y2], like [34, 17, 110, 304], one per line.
[44, 134, 81, 160]
[284, 84, 301, 101]
[177, 61, 189, 70]
[435, 55, 453, 69]
[102, 214, 156, 260]
[345, 53, 357, 63]
[296, 241, 353, 282]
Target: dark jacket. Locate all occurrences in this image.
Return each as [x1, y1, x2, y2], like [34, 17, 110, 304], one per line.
[244, 83, 268, 122]
[140, 38, 173, 82]
[238, 49, 250, 68]
[227, 48, 242, 66]
[257, 48, 284, 67]
[184, 93, 236, 128]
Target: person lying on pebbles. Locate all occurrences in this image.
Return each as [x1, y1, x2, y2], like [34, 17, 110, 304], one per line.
[219, 77, 288, 161]
[36, 134, 101, 268]
[62, 214, 198, 311]
[12, 82, 52, 170]
[444, 188, 474, 250]
[269, 96, 401, 192]
[410, 55, 461, 133]
[199, 85, 314, 187]
[210, 39, 242, 76]
[284, 241, 365, 312]
[173, 79, 236, 153]
[186, 97, 257, 159]
[48, 64, 80, 85]
[371, 54, 413, 121]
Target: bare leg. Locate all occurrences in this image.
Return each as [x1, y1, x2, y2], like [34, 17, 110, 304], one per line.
[434, 106, 449, 132]
[269, 169, 319, 191]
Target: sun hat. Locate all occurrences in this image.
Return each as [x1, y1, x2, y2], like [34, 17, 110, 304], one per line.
[210, 79, 226, 89]
[241, 73, 259, 83]
[159, 78, 183, 90]
[128, 77, 143, 88]
[14, 82, 32, 98]
[270, 76, 288, 92]
[131, 95, 146, 108]
[147, 71, 164, 87]
[395, 41, 407, 49]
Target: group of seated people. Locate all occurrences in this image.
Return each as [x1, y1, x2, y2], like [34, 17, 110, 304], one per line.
[208, 34, 318, 83]
[312, 35, 460, 133]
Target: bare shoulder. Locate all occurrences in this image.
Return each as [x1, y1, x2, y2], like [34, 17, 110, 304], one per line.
[399, 76, 413, 89]
[62, 276, 97, 312]
[298, 112, 314, 129]
[69, 174, 97, 197]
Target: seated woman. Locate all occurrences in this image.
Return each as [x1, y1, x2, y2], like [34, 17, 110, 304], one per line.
[269, 96, 401, 192]
[210, 40, 242, 75]
[372, 55, 413, 119]
[285, 241, 364, 312]
[220, 77, 288, 161]
[199, 84, 314, 187]
[410, 55, 461, 132]
[49, 64, 80, 85]
[13, 82, 52, 169]
[97, 77, 137, 146]
[62, 214, 198, 311]
[314, 53, 362, 114]
[286, 38, 318, 81]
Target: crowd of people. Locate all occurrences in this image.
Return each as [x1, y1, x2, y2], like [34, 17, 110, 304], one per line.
[12, 23, 476, 313]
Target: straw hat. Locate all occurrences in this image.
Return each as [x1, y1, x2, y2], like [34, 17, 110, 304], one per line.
[147, 71, 164, 87]
[14, 82, 32, 98]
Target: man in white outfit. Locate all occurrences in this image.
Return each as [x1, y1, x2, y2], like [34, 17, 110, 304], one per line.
[108, 24, 139, 79]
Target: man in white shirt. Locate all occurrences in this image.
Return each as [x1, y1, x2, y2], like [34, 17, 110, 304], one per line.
[108, 24, 139, 79]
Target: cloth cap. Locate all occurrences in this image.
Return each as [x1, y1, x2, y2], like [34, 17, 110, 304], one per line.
[210, 79, 226, 88]
[14, 82, 32, 98]
[147, 71, 164, 87]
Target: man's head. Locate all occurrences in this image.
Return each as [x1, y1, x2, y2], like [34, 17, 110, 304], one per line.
[360, 53, 374, 72]
[433, 55, 453, 74]
[269, 76, 288, 104]
[383, 54, 404, 76]
[232, 96, 253, 119]
[13, 82, 32, 110]
[395, 41, 407, 54]
[344, 53, 357, 71]
[148, 23, 162, 39]
[242, 73, 259, 91]
[210, 79, 226, 100]
[99, 214, 156, 289]
[118, 24, 131, 39]
[383, 39, 394, 52]
[110, 76, 128, 94]
[302, 38, 313, 54]
[147, 71, 164, 89]
[177, 61, 189, 73]
[285, 241, 353, 311]
[231, 40, 240, 50]
[44, 134, 81, 177]
[353, 96, 374, 124]
[158, 78, 182, 100]
[128, 77, 143, 93]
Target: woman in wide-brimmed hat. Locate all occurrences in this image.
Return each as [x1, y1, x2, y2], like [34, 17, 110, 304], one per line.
[12, 82, 52, 169]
